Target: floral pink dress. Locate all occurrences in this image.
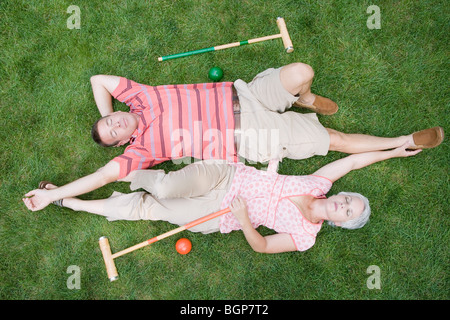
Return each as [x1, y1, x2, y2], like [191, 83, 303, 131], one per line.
[219, 162, 333, 251]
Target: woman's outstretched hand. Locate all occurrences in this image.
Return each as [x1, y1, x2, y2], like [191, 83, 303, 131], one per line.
[391, 141, 422, 158]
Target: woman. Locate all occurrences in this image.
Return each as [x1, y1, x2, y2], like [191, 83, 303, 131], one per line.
[25, 141, 423, 253]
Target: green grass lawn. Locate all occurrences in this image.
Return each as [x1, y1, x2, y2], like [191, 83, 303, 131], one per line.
[0, 0, 448, 301]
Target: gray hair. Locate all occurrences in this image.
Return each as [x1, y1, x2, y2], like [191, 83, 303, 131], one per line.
[327, 192, 371, 230]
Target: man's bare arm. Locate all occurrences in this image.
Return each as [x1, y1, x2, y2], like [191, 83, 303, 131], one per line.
[90, 75, 121, 117]
[23, 161, 120, 211]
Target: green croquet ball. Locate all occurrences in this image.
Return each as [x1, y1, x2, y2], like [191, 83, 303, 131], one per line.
[208, 67, 224, 81]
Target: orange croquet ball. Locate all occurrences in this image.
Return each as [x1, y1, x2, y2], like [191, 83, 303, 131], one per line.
[175, 238, 192, 255]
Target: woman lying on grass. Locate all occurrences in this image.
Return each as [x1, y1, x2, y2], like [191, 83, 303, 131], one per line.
[27, 141, 425, 253]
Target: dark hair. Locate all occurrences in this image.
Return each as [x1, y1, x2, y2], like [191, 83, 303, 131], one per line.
[91, 117, 119, 147]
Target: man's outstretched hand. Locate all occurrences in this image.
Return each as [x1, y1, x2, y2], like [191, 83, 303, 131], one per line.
[23, 189, 53, 211]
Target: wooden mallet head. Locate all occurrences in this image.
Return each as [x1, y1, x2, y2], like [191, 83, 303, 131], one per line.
[99, 236, 119, 282]
[276, 17, 294, 53]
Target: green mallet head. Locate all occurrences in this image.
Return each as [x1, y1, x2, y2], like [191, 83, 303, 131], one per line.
[208, 67, 224, 82]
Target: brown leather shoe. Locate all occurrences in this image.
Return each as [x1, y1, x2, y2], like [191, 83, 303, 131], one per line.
[293, 94, 338, 115]
[411, 126, 444, 149]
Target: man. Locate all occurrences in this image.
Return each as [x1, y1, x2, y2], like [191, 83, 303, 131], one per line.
[23, 63, 444, 211]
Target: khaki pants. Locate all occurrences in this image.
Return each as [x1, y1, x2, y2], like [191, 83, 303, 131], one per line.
[235, 67, 330, 163]
[104, 160, 235, 234]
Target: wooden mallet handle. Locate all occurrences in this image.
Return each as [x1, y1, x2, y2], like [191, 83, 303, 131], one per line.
[112, 207, 231, 259]
[99, 208, 231, 281]
[158, 17, 293, 61]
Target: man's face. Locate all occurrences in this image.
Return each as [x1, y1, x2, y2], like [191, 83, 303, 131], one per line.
[97, 111, 139, 147]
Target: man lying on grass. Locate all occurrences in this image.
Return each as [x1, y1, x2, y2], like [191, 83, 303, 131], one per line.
[23, 62, 444, 212]
[28, 142, 422, 253]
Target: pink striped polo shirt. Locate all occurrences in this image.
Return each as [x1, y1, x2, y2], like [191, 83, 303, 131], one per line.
[110, 77, 237, 179]
[219, 162, 333, 251]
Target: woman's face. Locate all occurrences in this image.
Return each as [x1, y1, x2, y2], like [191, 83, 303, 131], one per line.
[325, 194, 365, 226]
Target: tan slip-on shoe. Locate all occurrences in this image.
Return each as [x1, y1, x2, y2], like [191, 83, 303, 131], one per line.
[411, 126, 444, 149]
[293, 94, 339, 115]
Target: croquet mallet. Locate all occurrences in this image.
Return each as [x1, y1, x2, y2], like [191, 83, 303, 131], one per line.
[99, 207, 231, 281]
[158, 17, 294, 61]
